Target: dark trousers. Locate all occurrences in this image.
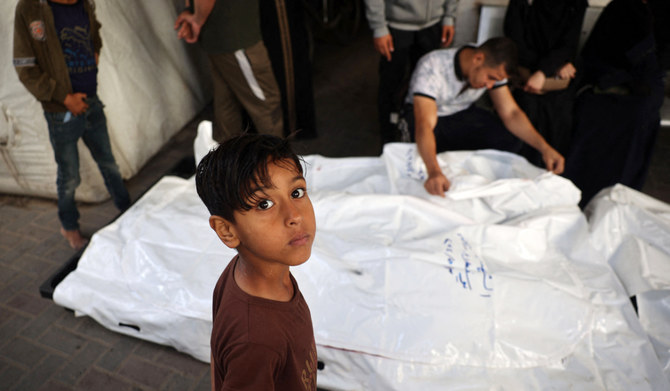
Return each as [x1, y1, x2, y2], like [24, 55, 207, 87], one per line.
[260, 0, 317, 139]
[406, 104, 523, 153]
[378, 24, 442, 144]
[514, 87, 576, 166]
[564, 86, 663, 208]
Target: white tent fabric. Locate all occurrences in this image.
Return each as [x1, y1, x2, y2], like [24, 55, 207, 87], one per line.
[53, 126, 670, 389]
[1, 0, 209, 201]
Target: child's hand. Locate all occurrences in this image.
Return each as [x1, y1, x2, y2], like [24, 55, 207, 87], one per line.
[64, 93, 88, 115]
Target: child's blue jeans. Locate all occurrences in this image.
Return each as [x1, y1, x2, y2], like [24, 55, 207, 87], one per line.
[44, 96, 130, 230]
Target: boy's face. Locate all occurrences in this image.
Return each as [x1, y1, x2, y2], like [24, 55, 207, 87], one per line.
[229, 159, 316, 268]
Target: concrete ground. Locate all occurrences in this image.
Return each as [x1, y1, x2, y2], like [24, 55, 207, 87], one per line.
[1, 30, 669, 390]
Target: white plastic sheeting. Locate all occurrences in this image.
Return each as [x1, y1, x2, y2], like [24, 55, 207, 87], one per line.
[586, 185, 670, 381]
[0, 0, 209, 201]
[54, 132, 670, 389]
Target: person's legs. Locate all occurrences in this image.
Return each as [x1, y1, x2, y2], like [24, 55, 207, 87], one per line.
[433, 106, 522, 153]
[378, 28, 414, 144]
[80, 97, 130, 212]
[511, 90, 542, 164]
[514, 89, 575, 166]
[44, 110, 87, 249]
[226, 40, 284, 138]
[379, 24, 442, 145]
[411, 23, 442, 66]
[208, 53, 245, 142]
[406, 105, 522, 153]
[259, 0, 317, 138]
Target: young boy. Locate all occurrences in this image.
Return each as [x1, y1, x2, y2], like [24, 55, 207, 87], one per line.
[13, 0, 131, 250]
[195, 134, 318, 390]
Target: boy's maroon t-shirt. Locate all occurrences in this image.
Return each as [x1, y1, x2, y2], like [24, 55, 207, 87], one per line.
[211, 256, 317, 390]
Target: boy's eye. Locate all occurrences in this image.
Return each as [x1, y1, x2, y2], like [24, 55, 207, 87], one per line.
[292, 188, 306, 199]
[257, 199, 274, 210]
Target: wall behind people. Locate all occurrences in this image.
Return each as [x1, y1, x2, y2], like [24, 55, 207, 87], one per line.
[1, 0, 210, 201]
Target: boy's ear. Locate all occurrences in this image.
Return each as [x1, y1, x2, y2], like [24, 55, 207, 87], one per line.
[209, 216, 240, 249]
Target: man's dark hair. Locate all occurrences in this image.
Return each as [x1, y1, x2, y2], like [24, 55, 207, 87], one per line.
[477, 37, 519, 80]
[195, 134, 303, 223]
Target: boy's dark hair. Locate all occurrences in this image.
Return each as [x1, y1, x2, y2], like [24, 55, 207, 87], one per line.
[195, 134, 303, 223]
[477, 37, 520, 81]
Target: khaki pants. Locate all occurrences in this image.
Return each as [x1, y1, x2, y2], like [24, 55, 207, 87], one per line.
[207, 40, 283, 142]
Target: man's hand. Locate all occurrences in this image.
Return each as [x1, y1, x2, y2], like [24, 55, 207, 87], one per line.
[557, 62, 576, 80]
[524, 70, 546, 94]
[424, 171, 450, 196]
[64, 93, 88, 116]
[413, 96, 446, 196]
[373, 34, 394, 61]
[175, 11, 201, 43]
[540, 145, 565, 175]
[441, 25, 455, 47]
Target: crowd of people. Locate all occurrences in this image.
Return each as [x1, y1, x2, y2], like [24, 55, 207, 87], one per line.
[12, 0, 668, 389]
[172, 0, 667, 206]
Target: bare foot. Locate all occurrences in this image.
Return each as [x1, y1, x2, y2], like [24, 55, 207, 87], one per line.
[60, 228, 88, 250]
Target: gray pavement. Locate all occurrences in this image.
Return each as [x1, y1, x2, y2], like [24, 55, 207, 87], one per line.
[1, 30, 669, 390]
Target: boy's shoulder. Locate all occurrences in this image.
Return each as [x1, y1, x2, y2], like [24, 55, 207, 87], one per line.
[211, 256, 236, 314]
[212, 257, 311, 346]
[210, 258, 317, 389]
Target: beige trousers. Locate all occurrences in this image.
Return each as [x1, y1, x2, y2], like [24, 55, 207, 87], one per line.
[207, 40, 283, 142]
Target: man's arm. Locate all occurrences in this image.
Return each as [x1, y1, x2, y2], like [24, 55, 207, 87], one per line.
[363, 0, 389, 39]
[441, 0, 459, 47]
[363, 0, 393, 60]
[489, 86, 565, 174]
[414, 96, 451, 196]
[175, 0, 216, 43]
